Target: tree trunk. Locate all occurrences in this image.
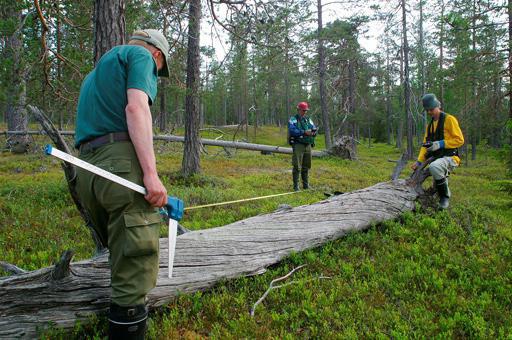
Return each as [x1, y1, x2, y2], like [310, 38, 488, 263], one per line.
[385, 49, 393, 145]
[439, 0, 445, 104]
[159, 23, 168, 132]
[471, 0, 477, 161]
[397, 47, 404, 149]
[402, 0, 414, 160]
[4, 3, 29, 152]
[284, 11, 291, 122]
[93, 0, 125, 64]
[418, 0, 426, 146]
[317, 0, 332, 149]
[182, 0, 202, 176]
[508, 0, 511, 145]
[348, 59, 356, 136]
[159, 78, 168, 132]
[56, 0, 63, 130]
[0, 180, 421, 338]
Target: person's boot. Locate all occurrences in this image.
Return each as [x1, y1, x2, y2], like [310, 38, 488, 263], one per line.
[301, 170, 310, 190]
[435, 178, 450, 210]
[292, 169, 300, 192]
[109, 303, 148, 340]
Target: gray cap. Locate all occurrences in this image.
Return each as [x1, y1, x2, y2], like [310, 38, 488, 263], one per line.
[422, 93, 441, 110]
[130, 29, 170, 77]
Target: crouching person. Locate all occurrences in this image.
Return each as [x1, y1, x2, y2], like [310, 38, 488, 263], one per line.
[411, 93, 465, 209]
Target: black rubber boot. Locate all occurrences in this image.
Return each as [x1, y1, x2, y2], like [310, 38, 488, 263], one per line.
[435, 178, 450, 210]
[293, 169, 300, 191]
[109, 303, 148, 340]
[301, 170, 310, 190]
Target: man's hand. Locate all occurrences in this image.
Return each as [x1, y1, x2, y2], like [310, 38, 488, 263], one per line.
[411, 161, 422, 171]
[143, 173, 168, 208]
[426, 140, 444, 153]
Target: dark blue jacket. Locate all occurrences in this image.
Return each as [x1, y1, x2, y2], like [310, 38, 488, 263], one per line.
[288, 114, 316, 145]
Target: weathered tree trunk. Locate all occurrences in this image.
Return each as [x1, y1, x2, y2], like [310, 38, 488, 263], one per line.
[182, 0, 202, 176]
[317, 0, 332, 149]
[93, 0, 125, 64]
[0, 178, 424, 339]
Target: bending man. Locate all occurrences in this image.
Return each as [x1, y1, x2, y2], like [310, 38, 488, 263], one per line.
[411, 93, 465, 209]
[74, 29, 172, 339]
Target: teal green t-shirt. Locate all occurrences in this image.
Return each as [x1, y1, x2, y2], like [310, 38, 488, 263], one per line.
[75, 45, 158, 147]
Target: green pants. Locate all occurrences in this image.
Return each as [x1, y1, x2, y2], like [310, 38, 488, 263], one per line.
[292, 143, 312, 172]
[76, 141, 161, 306]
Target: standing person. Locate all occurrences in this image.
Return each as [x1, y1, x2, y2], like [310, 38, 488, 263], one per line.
[288, 101, 317, 191]
[74, 29, 172, 339]
[411, 93, 465, 209]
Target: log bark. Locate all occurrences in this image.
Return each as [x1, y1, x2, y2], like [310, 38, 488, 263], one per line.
[1, 180, 419, 338]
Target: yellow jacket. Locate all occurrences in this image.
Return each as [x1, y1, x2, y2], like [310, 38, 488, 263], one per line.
[417, 113, 464, 165]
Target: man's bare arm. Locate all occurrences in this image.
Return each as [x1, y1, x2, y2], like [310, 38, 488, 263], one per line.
[126, 88, 167, 207]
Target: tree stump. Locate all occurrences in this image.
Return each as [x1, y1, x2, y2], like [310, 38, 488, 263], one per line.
[328, 135, 357, 160]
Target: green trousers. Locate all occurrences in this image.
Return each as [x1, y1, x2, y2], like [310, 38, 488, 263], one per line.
[76, 141, 161, 306]
[292, 143, 312, 189]
[292, 143, 312, 171]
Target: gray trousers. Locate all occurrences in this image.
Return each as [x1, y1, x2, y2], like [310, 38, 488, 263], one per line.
[429, 156, 458, 197]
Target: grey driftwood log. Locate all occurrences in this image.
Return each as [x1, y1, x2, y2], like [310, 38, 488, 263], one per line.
[0, 179, 423, 339]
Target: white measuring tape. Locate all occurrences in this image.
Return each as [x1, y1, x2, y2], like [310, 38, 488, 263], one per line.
[45, 145, 178, 279]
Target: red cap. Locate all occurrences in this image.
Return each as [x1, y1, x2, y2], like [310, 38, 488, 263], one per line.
[297, 102, 309, 110]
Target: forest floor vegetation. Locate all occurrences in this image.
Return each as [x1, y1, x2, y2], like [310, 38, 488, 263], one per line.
[1, 126, 511, 338]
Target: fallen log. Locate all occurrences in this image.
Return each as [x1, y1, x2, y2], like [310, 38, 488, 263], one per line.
[0, 179, 420, 339]
[2, 130, 327, 157]
[153, 135, 328, 157]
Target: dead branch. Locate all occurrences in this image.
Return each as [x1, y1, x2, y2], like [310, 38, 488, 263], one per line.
[0, 262, 26, 275]
[51, 250, 74, 281]
[390, 152, 409, 180]
[250, 265, 331, 317]
[29, 105, 105, 253]
[406, 157, 435, 193]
